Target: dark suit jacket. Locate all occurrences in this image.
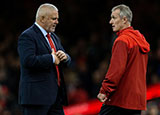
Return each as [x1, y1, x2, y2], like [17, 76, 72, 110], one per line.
[18, 24, 71, 106]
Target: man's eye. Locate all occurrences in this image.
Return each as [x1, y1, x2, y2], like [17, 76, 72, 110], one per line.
[51, 18, 58, 20]
[111, 16, 115, 19]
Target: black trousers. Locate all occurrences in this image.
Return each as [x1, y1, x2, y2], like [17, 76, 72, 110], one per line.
[21, 104, 64, 115]
[99, 104, 141, 115]
[21, 89, 64, 115]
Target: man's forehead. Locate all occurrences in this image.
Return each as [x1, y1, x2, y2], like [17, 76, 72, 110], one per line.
[111, 9, 120, 16]
[50, 10, 59, 16]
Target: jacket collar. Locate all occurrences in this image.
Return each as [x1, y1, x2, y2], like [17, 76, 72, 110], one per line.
[116, 26, 133, 36]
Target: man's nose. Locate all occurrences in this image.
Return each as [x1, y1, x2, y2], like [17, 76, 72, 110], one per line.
[55, 19, 59, 24]
[109, 19, 112, 24]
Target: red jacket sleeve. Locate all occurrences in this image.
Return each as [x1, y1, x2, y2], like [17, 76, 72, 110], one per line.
[100, 39, 128, 98]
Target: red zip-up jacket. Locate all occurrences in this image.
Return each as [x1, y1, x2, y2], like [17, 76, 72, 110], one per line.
[100, 27, 150, 110]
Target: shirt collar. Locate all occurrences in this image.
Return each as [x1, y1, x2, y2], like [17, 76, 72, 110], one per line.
[35, 22, 48, 37]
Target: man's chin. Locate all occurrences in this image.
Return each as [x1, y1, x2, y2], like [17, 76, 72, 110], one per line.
[113, 29, 118, 32]
[50, 29, 55, 33]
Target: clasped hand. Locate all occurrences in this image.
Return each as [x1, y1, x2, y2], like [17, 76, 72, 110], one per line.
[51, 49, 67, 65]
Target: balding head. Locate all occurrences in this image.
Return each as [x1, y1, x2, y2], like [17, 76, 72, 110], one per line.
[36, 3, 58, 22]
[35, 3, 59, 33]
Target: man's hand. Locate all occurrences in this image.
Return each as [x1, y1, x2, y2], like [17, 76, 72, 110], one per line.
[56, 50, 68, 61]
[97, 93, 107, 102]
[51, 49, 60, 65]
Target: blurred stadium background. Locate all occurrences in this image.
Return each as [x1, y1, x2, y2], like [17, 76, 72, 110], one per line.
[0, 0, 160, 114]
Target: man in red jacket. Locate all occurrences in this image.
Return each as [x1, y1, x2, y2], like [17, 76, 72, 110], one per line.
[97, 4, 150, 115]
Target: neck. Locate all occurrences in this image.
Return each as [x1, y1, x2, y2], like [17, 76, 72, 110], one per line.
[36, 21, 43, 28]
[35, 21, 49, 33]
[120, 23, 131, 31]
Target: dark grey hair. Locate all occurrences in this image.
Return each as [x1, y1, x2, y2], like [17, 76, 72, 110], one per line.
[112, 4, 133, 23]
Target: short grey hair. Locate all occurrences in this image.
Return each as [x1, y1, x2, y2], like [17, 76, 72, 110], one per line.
[36, 3, 58, 21]
[112, 4, 133, 23]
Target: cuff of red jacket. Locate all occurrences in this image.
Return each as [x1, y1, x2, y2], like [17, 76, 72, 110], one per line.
[99, 87, 110, 98]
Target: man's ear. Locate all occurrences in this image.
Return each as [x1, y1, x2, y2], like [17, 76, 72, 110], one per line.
[40, 16, 46, 24]
[122, 16, 128, 24]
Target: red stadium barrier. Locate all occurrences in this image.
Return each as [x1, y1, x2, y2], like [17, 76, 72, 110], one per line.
[147, 83, 160, 100]
[64, 83, 160, 115]
[64, 99, 102, 115]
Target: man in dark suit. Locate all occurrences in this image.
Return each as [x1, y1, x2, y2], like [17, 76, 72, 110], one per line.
[18, 3, 71, 115]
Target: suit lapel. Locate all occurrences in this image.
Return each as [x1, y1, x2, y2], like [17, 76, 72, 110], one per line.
[33, 24, 52, 52]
